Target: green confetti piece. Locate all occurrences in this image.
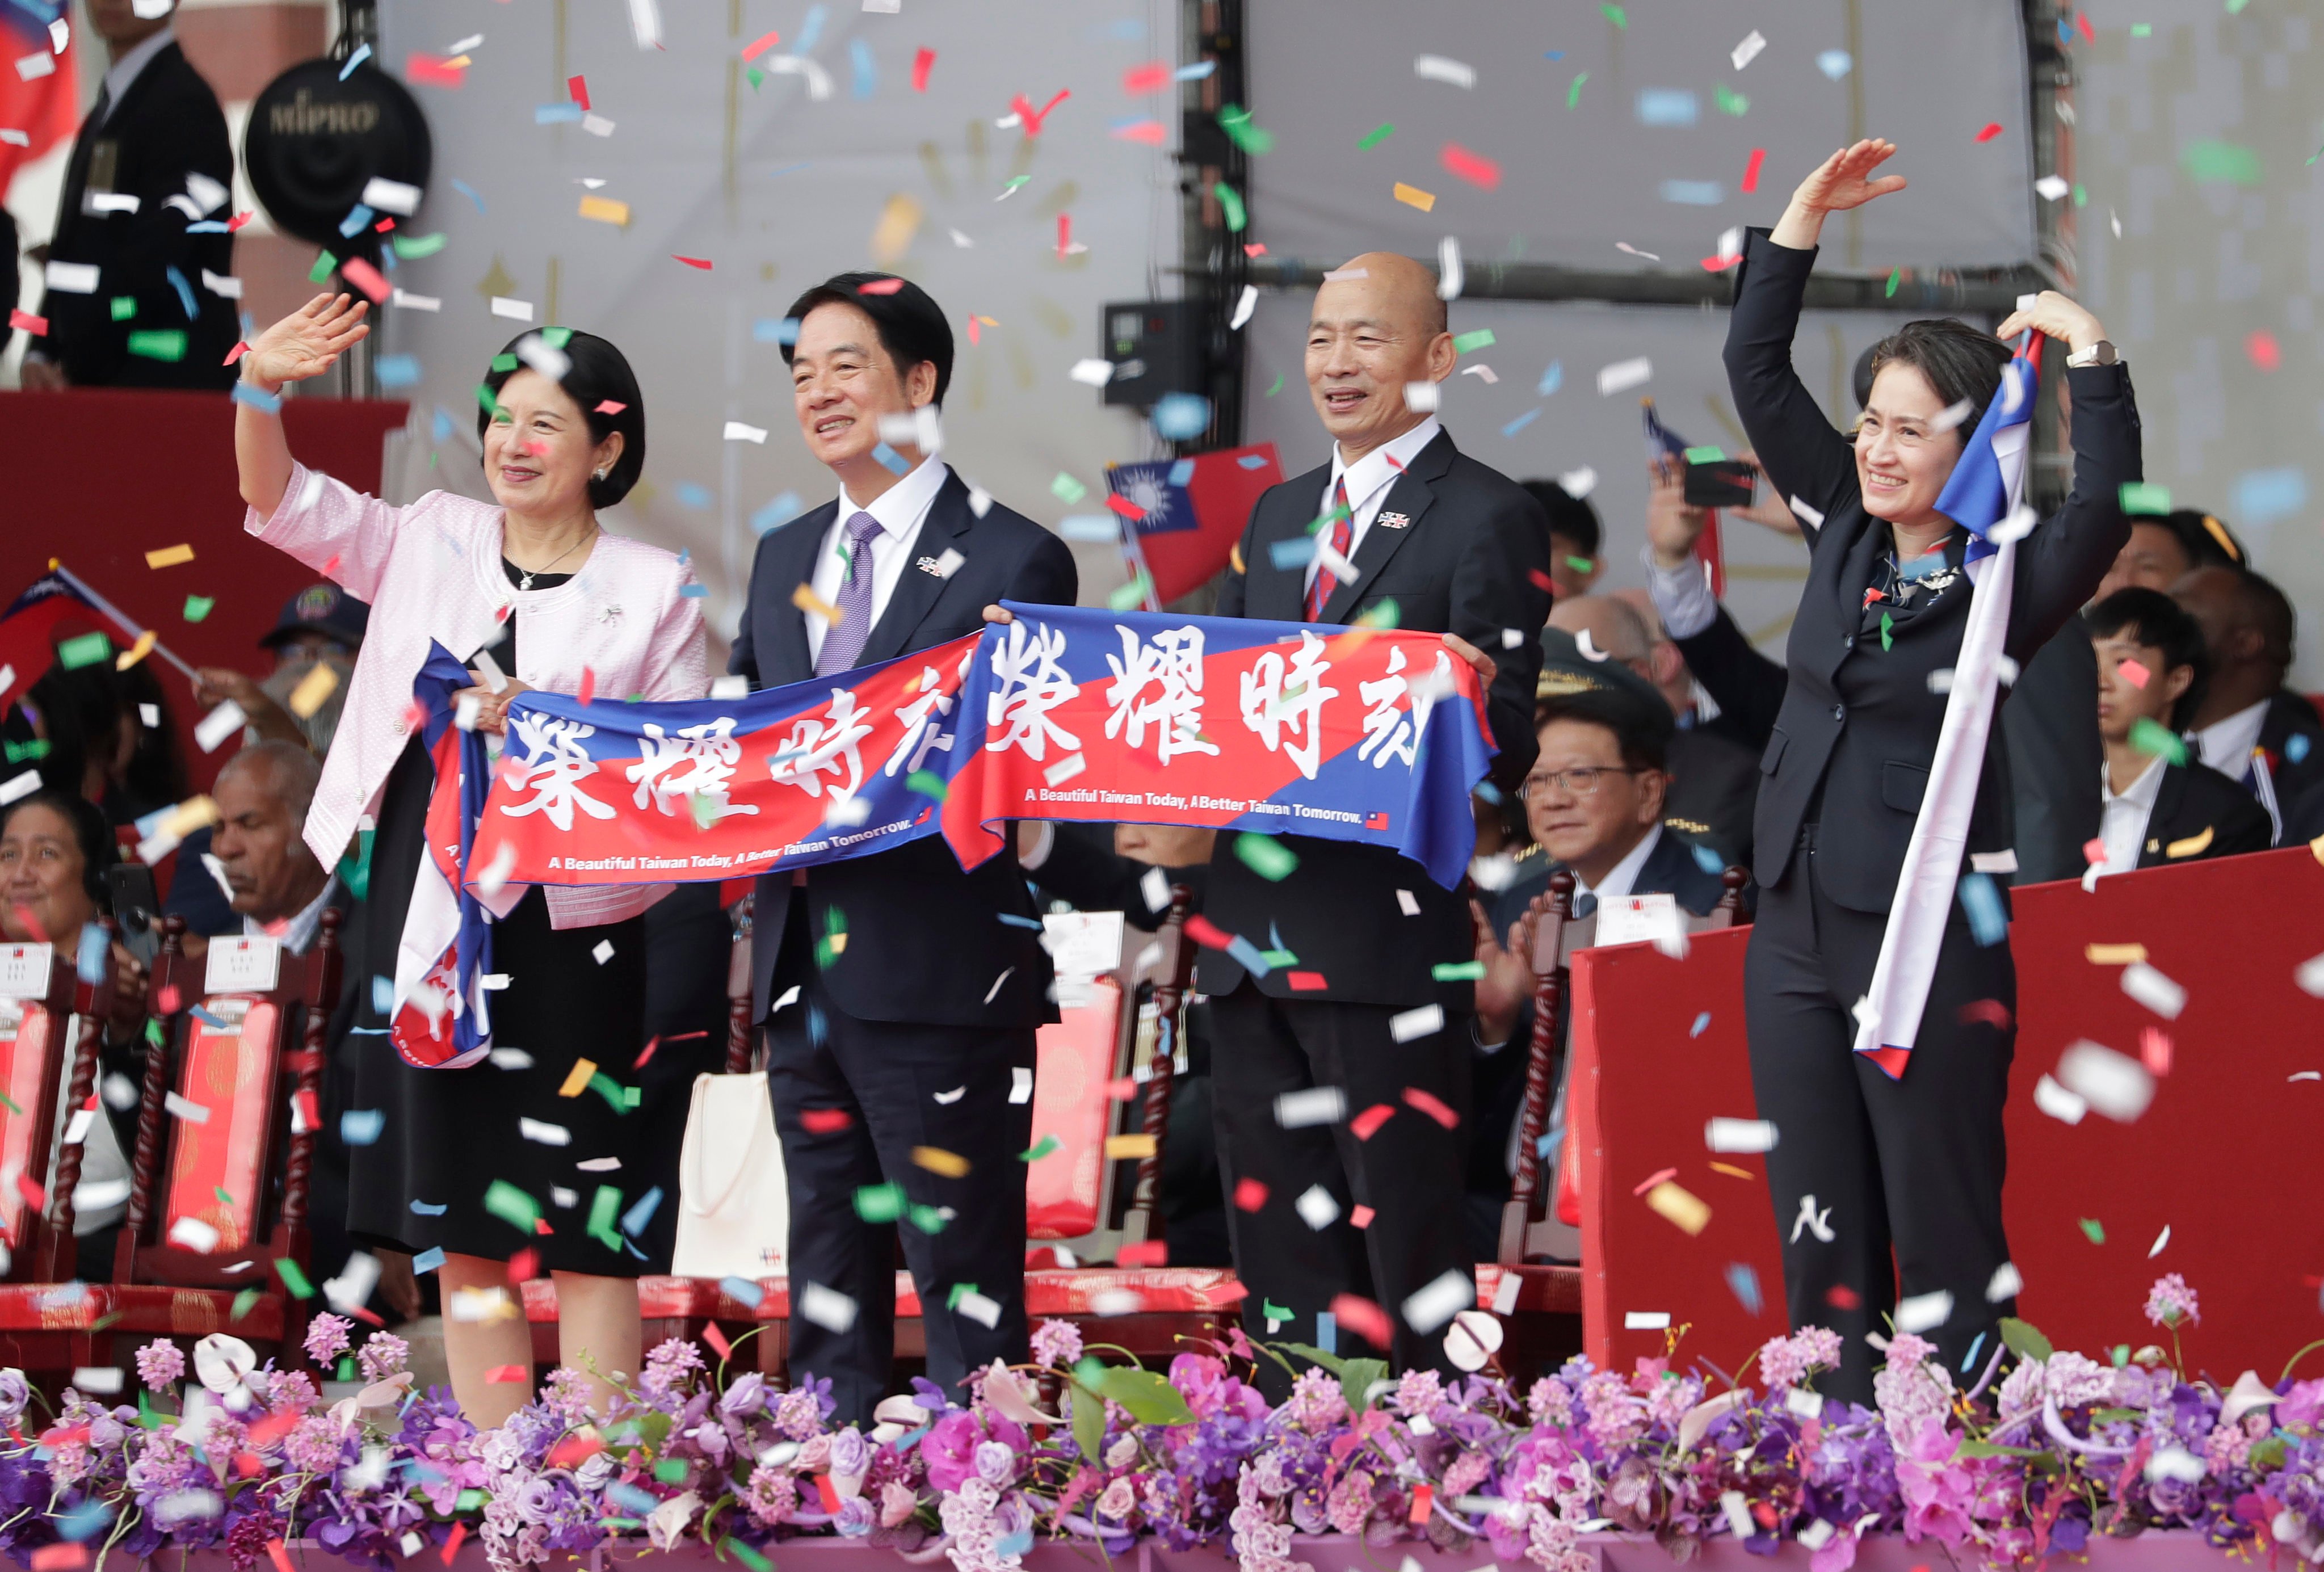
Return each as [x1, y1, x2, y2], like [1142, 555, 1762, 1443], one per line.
[110, 296, 137, 322]
[2079, 1217, 2106, 1244]
[1885, 267, 1901, 299]
[308, 251, 339, 285]
[1107, 570, 1154, 611]
[0, 1091, 18, 1116]
[476, 382, 501, 417]
[1217, 104, 1273, 156]
[2181, 139, 2261, 187]
[543, 326, 573, 348]
[1356, 123, 1396, 150]
[1681, 445, 1725, 464]
[653, 1458, 688, 1484]
[1713, 85, 1749, 117]
[2111, 1343, 2130, 1367]
[1880, 611, 1894, 651]
[337, 1355, 356, 1382]
[1262, 1300, 1293, 1321]
[587, 1071, 632, 1111]
[855, 1183, 906, 1222]
[2073, 183, 2087, 207]
[490, 352, 520, 372]
[726, 1539, 773, 1572]
[1432, 961, 1487, 982]
[1234, 833, 1297, 881]
[127, 330, 186, 362]
[230, 1287, 263, 1321]
[1600, 3, 1627, 27]
[455, 1489, 489, 1514]
[0, 740, 42, 764]
[1354, 599, 1401, 629]
[1212, 180, 1247, 233]
[2130, 23, 2152, 36]
[909, 1204, 948, 1234]
[484, 1178, 541, 1234]
[2129, 717, 2189, 765]
[1565, 555, 1595, 574]
[906, 768, 948, 800]
[392, 232, 448, 259]
[183, 595, 215, 623]
[215, 1186, 234, 1207]
[275, 1257, 316, 1300]
[747, 64, 766, 90]
[146, 1018, 165, 1048]
[57, 632, 114, 670]
[1258, 948, 1298, 968]
[945, 1282, 981, 1310]
[2226, 0, 2250, 13]
[1566, 71, 1588, 108]
[1020, 1133, 1062, 1162]
[1050, 471, 1089, 504]
[1264, 373, 1284, 397]
[1451, 329, 1495, 354]
[2119, 481, 2172, 515]
[588, 1184, 625, 1248]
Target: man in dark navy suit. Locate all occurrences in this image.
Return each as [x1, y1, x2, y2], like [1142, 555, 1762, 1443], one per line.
[1199, 252, 1552, 1382]
[729, 272, 1076, 1420]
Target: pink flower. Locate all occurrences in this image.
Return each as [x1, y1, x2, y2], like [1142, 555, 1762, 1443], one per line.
[1030, 1319, 1083, 1368]
[741, 1466, 796, 1528]
[920, 1411, 984, 1493]
[2144, 1272, 2200, 1329]
[135, 1339, 186, 1392]
[879, 1481, 919, 1529]
[302, 1313, 352, 1368]
[2281, 1378, 2324, 1430]
[356, 1330, 409, 1382]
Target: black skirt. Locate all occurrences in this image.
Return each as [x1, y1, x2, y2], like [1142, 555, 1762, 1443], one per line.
[343, 735, 655, 1276]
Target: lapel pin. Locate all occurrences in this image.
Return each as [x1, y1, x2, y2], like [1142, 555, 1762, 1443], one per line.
[916, 555, 947, 577]
[1377, 511, 1412, 529]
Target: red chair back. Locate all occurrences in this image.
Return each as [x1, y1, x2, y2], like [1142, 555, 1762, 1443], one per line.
[0, 934, 108, 1281]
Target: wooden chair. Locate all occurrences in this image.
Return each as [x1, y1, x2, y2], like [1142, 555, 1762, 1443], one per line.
[93, 911, 342, 1368]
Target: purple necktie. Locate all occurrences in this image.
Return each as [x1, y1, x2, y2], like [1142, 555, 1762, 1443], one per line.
[815, 510, 885, 676]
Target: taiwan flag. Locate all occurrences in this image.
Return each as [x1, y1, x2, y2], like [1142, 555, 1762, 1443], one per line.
[1106, 443, 1284, 603]
[0, 0, 81, 202]
[0, 573, 106, 707]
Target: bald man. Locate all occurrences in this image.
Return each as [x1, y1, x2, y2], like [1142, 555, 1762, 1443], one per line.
[1552, 596, 1759, 868]
[1200, 251, 1553, 1385]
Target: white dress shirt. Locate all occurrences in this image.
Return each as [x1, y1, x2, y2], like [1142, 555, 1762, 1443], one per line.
[803, 456, 949, 665]
[100, 26, 178, 121]
[2188, 697, 2269, 781]
[2096, 755, 2167, 877]
[1305, 416, 1443, 599]
[1642, 545, 1720, 640]
[1574, 822, 1665, 909]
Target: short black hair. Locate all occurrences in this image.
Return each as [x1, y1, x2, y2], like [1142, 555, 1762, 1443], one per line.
[2087, 586, 2209, 730]
[2235, 568, 2298, 673]
[1522, 480, 1602, 558]
[780, 272, 955, 407]
[1864, 318, 2012, 438]
[477, 329, 648, 509]
[0, 786, 115, 910]
[1535, 684, 1672, 774]
[2155, 508, 2246, 570]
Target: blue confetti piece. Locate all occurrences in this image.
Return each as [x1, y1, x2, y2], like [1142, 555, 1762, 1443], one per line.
[606, 1482, 660, 1516]
[1724, 1262, 1764, 1317]
[339, 42, 372, 80]
[190, 1004, 228, 1029]
[411, 1246, 446, 1273]
[1636, 89, 1700, 127]
[1691, 842, 1726, 875]
[997, 912, 1045, 930]
[2290, 734, 2312, 766]
[850, 37, 877, 98]
[1225, 934, 1271, 977]
[534, 103, 585, 124]
[372, 974, 396, 1014]
[186, 220, 230, 233]
[75, 923, 108, 985]
[674, 482, 715, 510]
[679, 583, 708, 598]
[994, 1529, 1034, 1561]
[1537, 360, 1564, 396]
[232, 382, 282, 415]
[1169, 458, 1197, 486]
[1962, 1329, 1988, 1372]
[1543, 49, 1566, 60]
[375, 354, 421, 390]
[450, 178, 485, 213]
[1174, 60, 1216, 81]
[1059, 515, 1123, 543]
[872, 442, 911, 476]
[1102, 18, 1145, 41]
[338, 203, 375, 238]
[753, 317, 802, 344]
[1690, 1011, 1712, 1038]
[1816, 50, 1853, 79]
[620, 1186, 663, 1236]
[342, 1109, 386, 1145]
[1315, 1311, 1337, 1352]
[164, 264, 196, 320]
[720, 1274, 766, 1308]
[2234, 465, 2307, 526]
[1501, 408, 1541, 439]
[1152, 392, 1212, 440]
[1235, 453, 1268, 469]
[1269, 536, 1318, 570]
[410, 1199, 448, 1215]
[795, 2, 828, 53]
[431, 405, 456, 443]
[751, 491, 804, 535]
[1958, 871, 2008, 947]
[1473, 780, 1502, 805]
[56, 1499, 111, 1542]
[1659, 179, 1725, 206]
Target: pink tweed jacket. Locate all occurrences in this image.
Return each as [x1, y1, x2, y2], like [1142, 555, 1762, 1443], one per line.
[246, 460, 708, 929]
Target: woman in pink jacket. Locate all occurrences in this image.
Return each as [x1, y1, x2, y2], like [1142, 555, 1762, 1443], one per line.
[235, 293, 707, 1425]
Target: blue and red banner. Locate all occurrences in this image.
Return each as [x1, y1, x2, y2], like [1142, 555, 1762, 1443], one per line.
[465, 606, 1494, 899]
[400, 643, 497, 1069]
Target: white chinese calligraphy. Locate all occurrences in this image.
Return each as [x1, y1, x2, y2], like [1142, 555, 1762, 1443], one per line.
[627, 716, 759, 816]
[768, 688, 877, 802]
[1104, 624, 1218, 764]
[501, 712, 616, 830]
[1356, 645, 1452, 770]
[882, 663, 961, 779]
[984, 620, 1081, 762]
[1239, 631, 1339, 780]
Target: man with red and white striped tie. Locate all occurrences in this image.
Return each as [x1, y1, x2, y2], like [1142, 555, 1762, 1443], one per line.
[1202, 251, 1554, 1388]
[729, 272, 1075, 1423]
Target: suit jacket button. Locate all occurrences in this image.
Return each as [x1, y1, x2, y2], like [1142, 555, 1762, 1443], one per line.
[1844, 633, 1856, 649]
[1831, 704, 1846, 722]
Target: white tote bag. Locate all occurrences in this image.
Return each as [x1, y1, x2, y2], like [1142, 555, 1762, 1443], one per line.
[670, 1071, 790, 1280]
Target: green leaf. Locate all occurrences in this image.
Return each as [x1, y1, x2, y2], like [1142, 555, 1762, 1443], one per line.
[1338, 1357, 1389, 1415]
[1069, 1382, 1106, 1464]
[2251, 1435, 2289, 1472]
[1083, 1366, 1192, 1427]
[1998, 1317, 2054, 1364]
[1957, 1438, 2045, 1458]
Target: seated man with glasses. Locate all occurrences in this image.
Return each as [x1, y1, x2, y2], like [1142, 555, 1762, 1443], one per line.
[1462, 636, 1733, 1257]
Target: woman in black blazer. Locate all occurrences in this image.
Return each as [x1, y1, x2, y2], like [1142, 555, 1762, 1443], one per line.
[1728, 141, 2141, 1404]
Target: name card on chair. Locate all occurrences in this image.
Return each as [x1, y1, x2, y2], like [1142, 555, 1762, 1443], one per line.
[204, 936, 281, 997]
[0, 944, 52, 999]
[1593, 893, 1685, 956]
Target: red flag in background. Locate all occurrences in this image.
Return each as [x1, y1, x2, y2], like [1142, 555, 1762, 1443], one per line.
[0, 573, 104, 706]
[1104, 443, 1285, 604]
[0, 3, 82, 201]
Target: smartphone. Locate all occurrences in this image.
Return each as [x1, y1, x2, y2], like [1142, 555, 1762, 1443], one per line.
[1683, 458, 1756, 510]
[108, 863, 162, 966]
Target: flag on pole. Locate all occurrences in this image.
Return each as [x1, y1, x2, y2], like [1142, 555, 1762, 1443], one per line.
[1850, 334, 2045, 1078]
[0, 1, 81, 202]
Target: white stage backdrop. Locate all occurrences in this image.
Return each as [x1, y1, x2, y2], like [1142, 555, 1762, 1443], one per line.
[369, 0, 1182, 654]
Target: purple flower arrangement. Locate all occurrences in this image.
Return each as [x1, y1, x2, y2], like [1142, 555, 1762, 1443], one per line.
[0, 1277, 2317, 1572]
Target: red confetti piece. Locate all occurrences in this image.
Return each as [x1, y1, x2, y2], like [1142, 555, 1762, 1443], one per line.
[575, 666, 596, 705]
[248, 1406, 301, 1445]
[1959, 998, 2012, 1030]
[507, 1247, 539, 1281]
[1700, 254, 1742, 274]
[1112, 120, 1167, 146]
[31, 1543, 86, 1571]
[1401, 1086, 1459, 1128]
[534, 1216, 554, 1234]
[440, 1523, 467, 1566]
[703, 1318, 732, 1358]
[340, 257, 390, 302]
[568, 74, 590, 110]
[1974, 122, 2003, 142]
[545, 1436, 602, 1467]
[10, 904, 47, 943]
[1631, 1166, 1678, 1196]
[1741, 146, 1766, 194]
[2081, 836, 2108, 865]
[484, 1364, 527, 1383]
[373, 218, 394, 232]
[1244, 242, 1268, 257]
[857, 277, 906, 296]
[1826, 1284, 1862, 1310]
[1104, 1076, 1138, 1101]
[673, 255, 714, 270]
[223, 339, 248, 364]
[1205, 1279, 1250, 1305]
[1285, 970, 1329, 991]
[741, 29, 782, 61]
[405, 54, 467, 87]
[8, 308, 47, 336]
[233, 1449, 264, 1477]
[1233, 1176, 1268, 1211]
[2140, 1025, 2172, 1076]
[1011, 88, 1071, 136]
[267, 1542, 295, 1572]
[1105, 493, 1146, 521]
[16, 1174, 43, 1214]
[1122, 61, 1170, 94]
[2247, 331, 2281, 372]
[322, 553, 342, 576]
[1349, 1204, 1375, 1230]
[2078, 11, 2096, 42]
[1408, 1482, 1433, 1524]
[1183, 914, 1235, 950]
[295, 1088, 321, 1133]
[226, 210, 254, 232]
[632, 1034, 657, 1069]
[1439, 142, 1502, 191]
[1328, 1292, 1393, 1348]
[155, 983, 179, 1015]
[1349, 1103, 1396, 1141]
[345, 1304, 385, 1327]
[800, 1107, 853, 1134]
[1117, 1239, 1169, 1267]
[965, 316, 982, 346]
[814, 1474, 842, 1515]
[1527, 569, 1554, 594]
[1056, 212, 1073, 258]
[912, 48, 935, 93]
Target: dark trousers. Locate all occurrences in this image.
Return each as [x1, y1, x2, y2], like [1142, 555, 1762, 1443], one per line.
[1208, 985, 1471, 1393]
[763, 899, 1036, 1424]
[1745, 837, 2017, 1407]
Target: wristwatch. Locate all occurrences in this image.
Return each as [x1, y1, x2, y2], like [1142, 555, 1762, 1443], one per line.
[2066, 340, 2120, 368]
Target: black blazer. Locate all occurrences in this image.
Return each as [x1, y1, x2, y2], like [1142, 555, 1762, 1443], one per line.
[1664, 724, 1759, 869]
[1725, 229, 2141, 913]
[2260, 689, 2324, 805]
[1672, 602, 1787, 754]
[2133, 760, 2273, 868]
[1196, 427, 1553, 1006]
[2286, 771, 2324, 848]
[1028, 822, 1208, 920]
[1998, 618, 2103, 884]
[730, 469, 1077, 1027]
[37, 43, 238, 390]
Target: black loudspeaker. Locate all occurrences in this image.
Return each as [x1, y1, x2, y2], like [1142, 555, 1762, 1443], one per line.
[243, 58, 431, 268]
[1100, 300, 1201, 409]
